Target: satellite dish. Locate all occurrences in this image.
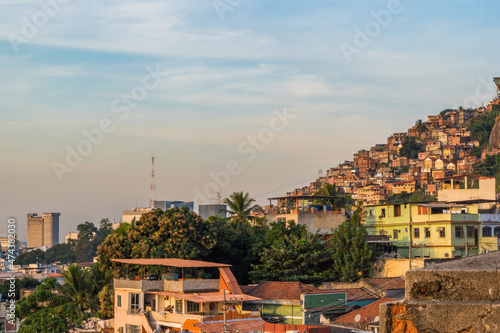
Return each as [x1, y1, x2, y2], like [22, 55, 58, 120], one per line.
[355, 314, 361, 322]
[374, 316, 379, 322]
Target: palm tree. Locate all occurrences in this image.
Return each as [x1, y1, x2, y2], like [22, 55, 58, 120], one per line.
[223, 191, 258, 227]
[314, 183, 342, 210]
[58, 264, 96, 314]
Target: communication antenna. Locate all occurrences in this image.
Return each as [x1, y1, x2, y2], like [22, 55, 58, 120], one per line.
[149, 155, 157, 208]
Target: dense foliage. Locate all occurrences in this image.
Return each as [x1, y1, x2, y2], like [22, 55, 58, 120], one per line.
[15, 219, 112, 265]
[399, 136, 422, 159]
[16, 263, 113, 333]
[0, 277, 40, 301]
[385, 190, 436, 204]
[473, 155, 500, 192]
[469, 104, 500, 147]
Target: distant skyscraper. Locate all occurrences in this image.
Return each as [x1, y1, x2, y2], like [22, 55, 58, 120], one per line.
[27, 213, 60, 248]
[198, 204, 227, 219]
[154, 201, 194, 211]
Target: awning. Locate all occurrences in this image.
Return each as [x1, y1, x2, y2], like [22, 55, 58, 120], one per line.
[110, 258, 231, 268]
[146, 291, 261, 302]
[157, 321, 183, 329]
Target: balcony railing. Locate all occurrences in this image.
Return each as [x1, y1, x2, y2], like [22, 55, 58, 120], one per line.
[114, 278, 220, 292]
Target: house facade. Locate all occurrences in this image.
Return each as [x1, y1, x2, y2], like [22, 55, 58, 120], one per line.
[112, 258, 260, 333]
[365, 203, 498, 259]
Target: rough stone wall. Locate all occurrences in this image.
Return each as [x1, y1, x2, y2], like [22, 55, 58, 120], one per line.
[380, 252, 500, 333]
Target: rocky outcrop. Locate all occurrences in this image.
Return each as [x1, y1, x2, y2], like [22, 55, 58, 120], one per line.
[488, 116, 500, 149]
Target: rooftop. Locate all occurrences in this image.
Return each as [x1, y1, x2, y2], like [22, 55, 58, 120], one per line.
[244, 281, 344, 301]
[110, 258, 231, 268]
[334, 297, 399, 325]
[416, 251, 500, 271]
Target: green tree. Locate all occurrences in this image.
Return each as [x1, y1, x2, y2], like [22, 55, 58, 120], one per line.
[399, 136, 421, 159]
[97, 207, 216, 273]
[204, 216, 255, 284]
[329, 219, 376, 282]
[98, 284, 114, 319]
[58, 264, 96, 314]
[385, 190, 436, 204]
[0, 277, 40, 300]
[250, 228, 331, 283]
[223, 192, 258, 235]
[17, 278, 88, 333]
[314, 183, 343, 209]
[77, 222, 98, 240]
[415, 119, 427, 134]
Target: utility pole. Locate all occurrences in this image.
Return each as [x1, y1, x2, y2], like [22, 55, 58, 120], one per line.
[223, 289, 228, 333]
[409, 204, 413, 271]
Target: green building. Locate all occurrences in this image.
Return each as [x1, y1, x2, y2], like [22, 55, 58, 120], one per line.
[365, 203, 498, 259]
[242, 281, 347, 325]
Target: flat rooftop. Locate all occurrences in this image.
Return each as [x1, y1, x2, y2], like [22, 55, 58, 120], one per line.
[110, 258, 231, 268]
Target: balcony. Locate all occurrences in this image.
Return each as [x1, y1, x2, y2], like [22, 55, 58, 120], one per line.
[114, 278, 220, 292]
[164, 279, 220, 292]
[114, 279, 163, 291]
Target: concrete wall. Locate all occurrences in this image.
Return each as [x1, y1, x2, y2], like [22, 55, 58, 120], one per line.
[114, 278, 219, 292]
[438, 177, 496, 202]
[380, 252, 500, 333]
[266, 212, 347, 234]
[372, 258, 458, 278]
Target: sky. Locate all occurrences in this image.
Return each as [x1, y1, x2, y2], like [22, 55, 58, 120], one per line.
[1, 0, 500, 242]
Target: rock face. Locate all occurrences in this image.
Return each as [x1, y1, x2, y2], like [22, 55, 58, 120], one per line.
[488, 117, 500, 149]
[379, 251, 500, 333]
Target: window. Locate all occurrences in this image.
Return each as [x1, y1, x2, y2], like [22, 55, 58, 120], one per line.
[187, 301, 200, 313]
[175, 299, 183, 313]
[152, 298, 156, 312]
[117, 295, 122, 307]
[369, 209, 374, 218]
[437, 227, 446, 238]
[129, 293, 140, 314]
[393, 229, 399, 240]
[483, 226, 492, 237]
[126, 325, 141, 333]
[394, 204, 401, 217]
[467, 226, 474, 238]
[494, 227, 500, 238]
[380, 209, 386, 218]
[455, 226, 463, 238]
[414, 228, 420, 238]
[425, 227, 431, 238]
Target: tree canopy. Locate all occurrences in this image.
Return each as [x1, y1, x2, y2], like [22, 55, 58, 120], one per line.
[399, 136, 422, 159]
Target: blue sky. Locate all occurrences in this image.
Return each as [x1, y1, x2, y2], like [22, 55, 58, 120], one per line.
[1, 0, 500, 241]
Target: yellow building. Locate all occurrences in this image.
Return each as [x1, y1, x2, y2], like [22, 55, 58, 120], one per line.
[365, 203, 498, 259]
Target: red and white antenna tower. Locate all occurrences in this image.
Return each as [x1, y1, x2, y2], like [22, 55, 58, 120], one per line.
[149, 155, 157, 208]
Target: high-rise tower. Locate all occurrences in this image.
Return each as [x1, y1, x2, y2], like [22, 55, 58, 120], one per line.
[27, 212, 60, 248]
[149, 155, 157, 208]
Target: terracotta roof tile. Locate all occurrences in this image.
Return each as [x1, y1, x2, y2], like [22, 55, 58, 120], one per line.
[246, 281, 341, 301]
[334, 297, 399, 325]
[364, 277, 405, 290]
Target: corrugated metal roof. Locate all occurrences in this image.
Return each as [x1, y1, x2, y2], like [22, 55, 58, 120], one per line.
[145, 291, 260, 302]
[219, 267, 242, 294]
[110, 258, 231, 268]
[194, 318, 265, 333]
